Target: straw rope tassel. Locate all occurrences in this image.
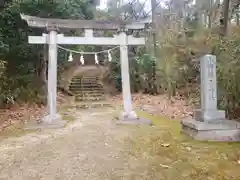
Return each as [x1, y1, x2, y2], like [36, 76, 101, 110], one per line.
[68, 52, 73, 62]
[108, 50, 112, 62]
[80, 54, 84, 65]
[95, 53, 99, 64]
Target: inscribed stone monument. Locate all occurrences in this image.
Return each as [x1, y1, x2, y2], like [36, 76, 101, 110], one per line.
[181, 54, 240, 142]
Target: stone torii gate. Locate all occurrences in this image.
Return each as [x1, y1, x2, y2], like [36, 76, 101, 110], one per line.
[21, 14, 150, 126]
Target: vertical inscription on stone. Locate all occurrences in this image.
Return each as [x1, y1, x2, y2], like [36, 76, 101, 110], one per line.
[207, 56, 216, 101]
[207, 57, 214, 78]
[200, 54, 217, 111]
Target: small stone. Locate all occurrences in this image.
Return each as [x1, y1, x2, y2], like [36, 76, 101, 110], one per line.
[186, 147, 191, 151]
[237, 160, 240, 164]
[161, 143, 170, 147]
[221, 153, 228, 160]
[159, 164, 170, 168]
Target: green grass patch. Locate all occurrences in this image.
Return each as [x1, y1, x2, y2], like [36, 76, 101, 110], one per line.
[127, 110, 240, 180]
[62, 114, 75, 123]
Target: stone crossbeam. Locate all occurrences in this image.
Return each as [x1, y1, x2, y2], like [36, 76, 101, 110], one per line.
[28, 34, 145, 45]
[20, 14, 146, 30]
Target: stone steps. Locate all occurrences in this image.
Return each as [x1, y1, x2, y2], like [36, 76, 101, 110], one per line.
[74, 91, 104, 95]
[75, 94, 105, 98]
[75, 96, 105, 101]
[74, 101, 113, 109]
[71, 79, 99, 83]
[69, 75, 105, 102]
[69, 84, 103, 88]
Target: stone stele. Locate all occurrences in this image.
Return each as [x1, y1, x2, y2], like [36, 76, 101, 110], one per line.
[181, 54, 240, 142]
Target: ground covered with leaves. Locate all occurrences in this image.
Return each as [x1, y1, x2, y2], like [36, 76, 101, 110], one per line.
[111, 93, 193, 119]
[0, 92, 71, 133]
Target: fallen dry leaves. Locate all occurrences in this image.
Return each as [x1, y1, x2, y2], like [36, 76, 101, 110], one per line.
[0, 103, 46, 131]
[0, 92, 193, 132]
[0, 91, 70, 132]
[111, 93, 193, 119]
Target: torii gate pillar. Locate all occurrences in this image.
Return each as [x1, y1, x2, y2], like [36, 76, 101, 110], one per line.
[40, 27, 66, 127]
[119, 31, 136, 119]
[47, 28, 58, 121]
[25, 28, 66, 129]
[118, 30, 151, 125]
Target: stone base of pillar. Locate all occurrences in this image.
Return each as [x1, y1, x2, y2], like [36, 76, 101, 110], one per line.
[116, 111, 152, 125]
[181, 118, 240, 142]
[24, 114, 67, 130]
[195, 109, 226, 122]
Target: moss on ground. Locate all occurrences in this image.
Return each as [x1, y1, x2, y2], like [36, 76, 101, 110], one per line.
[126, 111, 240, 180]
[61, 114, 75, 122]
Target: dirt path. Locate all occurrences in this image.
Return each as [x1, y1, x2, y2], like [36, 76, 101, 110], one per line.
[1, 105, 240, 180]
[0, 107, 139, 180]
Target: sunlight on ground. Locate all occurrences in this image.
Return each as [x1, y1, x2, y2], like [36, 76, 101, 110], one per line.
[124, 111, 240, 180]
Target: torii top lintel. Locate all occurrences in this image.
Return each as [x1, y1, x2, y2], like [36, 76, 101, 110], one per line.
[20, 14, 146, 30]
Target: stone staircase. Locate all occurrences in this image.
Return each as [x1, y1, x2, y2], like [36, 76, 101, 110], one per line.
[69, 75, 106, 103]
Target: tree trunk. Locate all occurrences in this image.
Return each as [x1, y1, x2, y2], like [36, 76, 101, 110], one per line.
[222, 0, 230, 36]
[208, 14, 212, 28]
[236, 5, 240, 25]
[150, 0, 158, 94]
[36, 44, 47, 104]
